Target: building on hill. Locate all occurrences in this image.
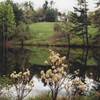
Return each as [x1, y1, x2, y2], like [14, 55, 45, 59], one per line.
[57, 12, 67, 22]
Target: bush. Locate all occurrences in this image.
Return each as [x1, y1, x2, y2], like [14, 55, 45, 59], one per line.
[40, 50, 68, 100]
[12, 22, 32, 42]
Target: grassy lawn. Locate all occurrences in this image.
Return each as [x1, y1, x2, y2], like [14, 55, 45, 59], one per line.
[29, 22, 55, 43]
[29, 22, 79, 45]
[29, 22, 98, 45]
[88, 26, 98, 37]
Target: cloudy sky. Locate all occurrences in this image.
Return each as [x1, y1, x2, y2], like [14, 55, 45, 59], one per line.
[1, 0, 98, 12]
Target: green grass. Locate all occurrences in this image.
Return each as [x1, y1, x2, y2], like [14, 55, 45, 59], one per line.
[0, 97, 11, 100]
[28, 95, 99, 100]
[29, 22, 82, 45]
[88, 25, 98, 38]
[29, 47, 49, 65]
[29, 22, 55, 43]
[71, 37, 83, 45]
[29, 22, 99, 45]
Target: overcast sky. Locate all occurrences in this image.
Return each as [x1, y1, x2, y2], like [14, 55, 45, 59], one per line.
[1, 0, 98, 12]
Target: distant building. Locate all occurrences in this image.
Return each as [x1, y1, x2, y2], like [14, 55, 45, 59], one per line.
[57, 12, 67, 22]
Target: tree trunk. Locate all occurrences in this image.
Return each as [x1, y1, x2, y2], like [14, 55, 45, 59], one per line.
[67, 34, 70, 46]
[84, 0, 88, 46]
[82, 30, 85, 46]
[17, 95, 23, 100]
[52, 90, 58, 100]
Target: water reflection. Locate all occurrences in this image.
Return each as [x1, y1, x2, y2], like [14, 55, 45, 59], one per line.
[92, 48, 100, 81]
[3, 75, 99, 98]
[69, 47, 100, 82]
[0, 42, 7, 75]
[0, 45, 100, 89]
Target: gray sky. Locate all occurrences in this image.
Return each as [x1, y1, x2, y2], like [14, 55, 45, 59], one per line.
[1, 0, 98, 12]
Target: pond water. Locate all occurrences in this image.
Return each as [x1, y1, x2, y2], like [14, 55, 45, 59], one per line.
[0, 45, 100, 97]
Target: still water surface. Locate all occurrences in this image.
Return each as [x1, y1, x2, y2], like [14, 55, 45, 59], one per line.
[0, 46, 100, 96]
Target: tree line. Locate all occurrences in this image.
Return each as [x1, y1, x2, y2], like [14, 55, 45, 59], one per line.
[0, 0, 100, 46]
[0, 0, 60, 42]
[54, 0, 100, 46]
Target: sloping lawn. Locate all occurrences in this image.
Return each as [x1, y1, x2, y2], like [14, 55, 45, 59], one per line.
[29, 22, 55, 43]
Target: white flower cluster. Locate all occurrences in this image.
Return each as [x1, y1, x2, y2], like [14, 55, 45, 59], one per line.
[72, 77, 86, 92]
[41, 50, 68, 86]
[64, 76, 86, 96]
[64, 75, 98, 96]
[10, 69, 34, 100]
[10, 69, 33, 86]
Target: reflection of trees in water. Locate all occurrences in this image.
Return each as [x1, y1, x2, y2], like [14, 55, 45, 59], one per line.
[0, 43, 7, 75]
[93, 48, 100, 65]
[51, 47, 87, 77]
[0, 46, 50, 76]
[54, 47, 100, 81]
[0, 47, 33, 75]
[92, 48, 100, 81]
[0, 45, 100, 81]
[80, 48, 88, 78]
[8, 47, 33, 72]
[68, 48, 88, 78]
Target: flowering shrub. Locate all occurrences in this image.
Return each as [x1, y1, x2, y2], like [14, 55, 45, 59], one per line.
[0, 76, 13, 97]
[41, 50, 68, 100]
[64, 72, 98, 96]
[10, 69, 34, 100]
[70, 70, 86, 96]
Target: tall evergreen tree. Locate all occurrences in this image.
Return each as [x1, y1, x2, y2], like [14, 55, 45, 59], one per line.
[12, 3, 23, 25]
[70, 0, 88, 46]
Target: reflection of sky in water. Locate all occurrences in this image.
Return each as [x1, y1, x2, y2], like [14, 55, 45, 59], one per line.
[2, 76, 50, 100]
[30, 76, 50, 96]
[1, 75, 100, 100]
[0, 47, 100, 98]
[30, 76, 68, 96]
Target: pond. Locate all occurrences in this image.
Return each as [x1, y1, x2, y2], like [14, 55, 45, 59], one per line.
[0, 45, 100, 98]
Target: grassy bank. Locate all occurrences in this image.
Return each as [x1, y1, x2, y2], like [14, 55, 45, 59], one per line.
[29, 22, 99, 45]
[28, 94, 99, 100]
[29, 22, 55, 43]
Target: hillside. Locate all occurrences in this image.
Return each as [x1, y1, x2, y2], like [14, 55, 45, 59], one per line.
[29, 22, 55, 44]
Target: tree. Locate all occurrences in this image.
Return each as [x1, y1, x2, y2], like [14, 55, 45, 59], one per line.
[70, 0, 89, 46]
[42, 0, 58, 22]
[45, 8, 58, 22]
[54, 21, 73, 46]
[90, 9, 100, 30]
[6, 3, 16, 37]
[14, 22, 32, 43]
[12, 3, 23, 25]
[41, 50, 68, 100]
[43, 0, 48, 10]
[10, 69, 34, 100]
[23, 1, 35, 24]
[0, 0, 16, 40]
[50, 0, 55, 8]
